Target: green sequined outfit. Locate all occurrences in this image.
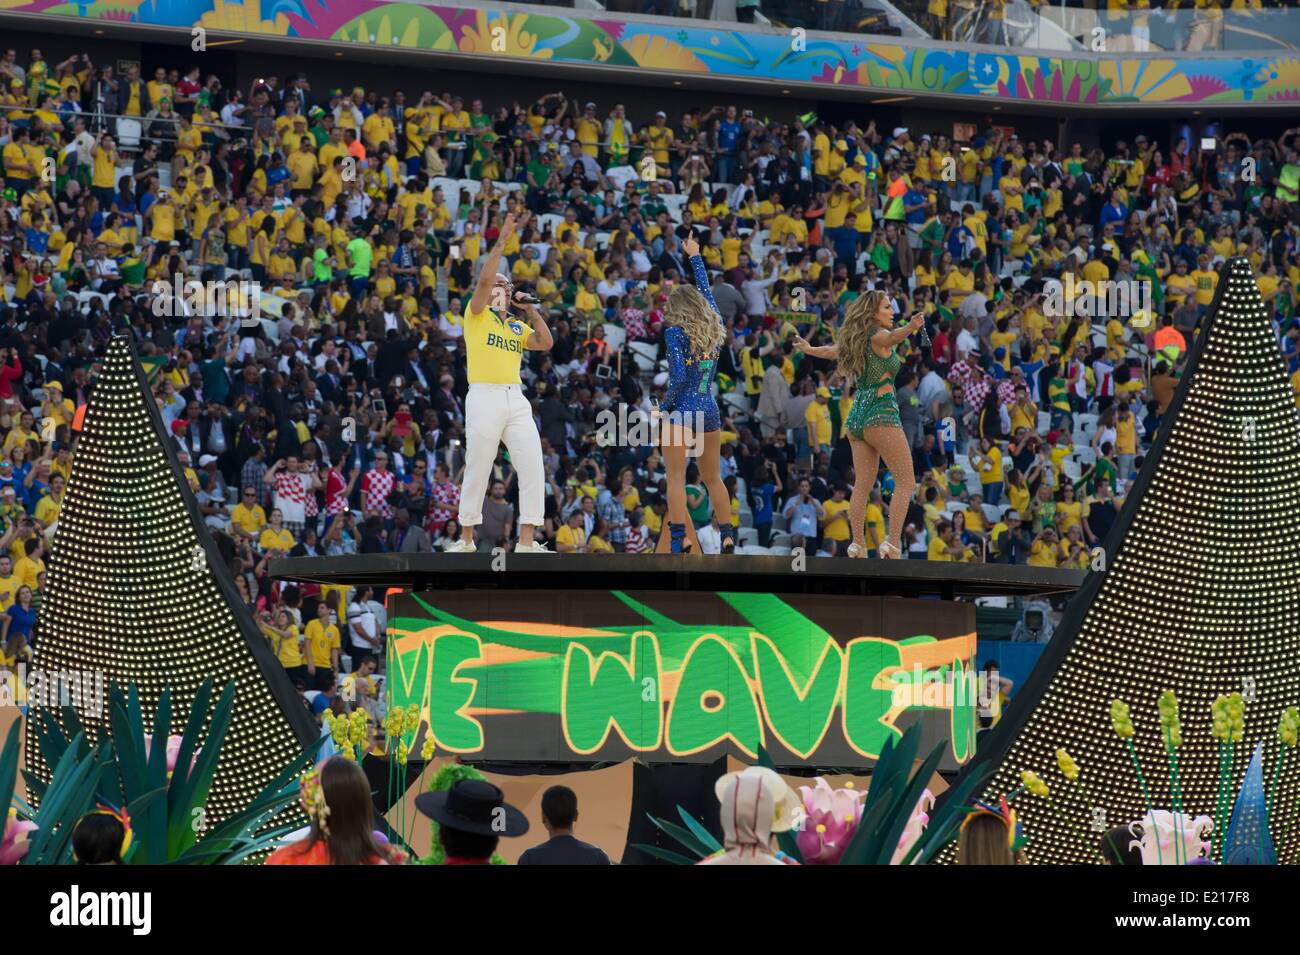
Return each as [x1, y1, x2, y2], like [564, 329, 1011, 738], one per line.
[845, 344, 902, 436]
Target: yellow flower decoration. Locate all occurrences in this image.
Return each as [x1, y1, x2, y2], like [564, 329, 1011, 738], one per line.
[1110, 699, 1134, 738]
[1226, 692, 1246, 743]
[397, 739, 409, 766]
[1157, 690, 1182, 748]
[1021, 770, 1049, 798]
[420, 736, 435, 762]
[1211, 695, 1232, 741]
[1055, 748, 1080, 781]
[1279, 707, 1300, 748]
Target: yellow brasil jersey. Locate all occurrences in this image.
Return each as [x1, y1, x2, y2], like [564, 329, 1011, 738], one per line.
[464, 301, 529, 385]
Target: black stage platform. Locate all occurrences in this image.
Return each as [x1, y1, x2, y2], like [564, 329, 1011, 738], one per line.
[270, 553, 1083, 599]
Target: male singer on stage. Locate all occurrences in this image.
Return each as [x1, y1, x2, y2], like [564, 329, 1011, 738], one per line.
[446, 212, 554, 554]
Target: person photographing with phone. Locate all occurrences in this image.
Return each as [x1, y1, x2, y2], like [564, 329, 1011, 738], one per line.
[656, 234, 735, 553]
[794, 293, 923, 559]
[447, 212, 554, 554]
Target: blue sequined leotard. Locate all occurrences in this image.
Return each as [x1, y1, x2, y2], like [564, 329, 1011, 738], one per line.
[661, 254, 723, 432]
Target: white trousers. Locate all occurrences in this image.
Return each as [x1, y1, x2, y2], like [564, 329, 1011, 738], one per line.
[459, 384, 545, 528]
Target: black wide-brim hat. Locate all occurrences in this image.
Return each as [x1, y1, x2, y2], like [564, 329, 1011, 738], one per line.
[415, 779, 530, 838]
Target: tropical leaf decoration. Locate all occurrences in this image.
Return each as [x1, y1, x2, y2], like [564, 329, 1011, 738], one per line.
[812, 48, 966, 94]
[998, 59, 1111, 104]
[512, 15, 637, 67]
[197, 0, 291, 35]
[2, 717, 112, 865]
[14, 680, 321, 864]
[622, 34, 708, 73]
[457, 10, 552, 58]
[330, 3, 455, 51]
[636, 725, 991, 864]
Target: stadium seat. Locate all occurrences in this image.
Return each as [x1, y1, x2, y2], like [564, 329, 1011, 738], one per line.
[115, 117, 142, 150]
[1073, 413, 1100, 447]
[601, 323, 626, 352]
[76, 290, 111, 313]
[1037, 411, 1052, 433]
[627, 340, 659, 374]
[431, 176, 460, 211]
[537, 213, 565, 237]
[720, 391, 750, 420]
[1072, 446, 1098, 468]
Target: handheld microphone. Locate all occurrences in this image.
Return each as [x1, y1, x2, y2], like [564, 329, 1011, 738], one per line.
[901, 312, 930, 347]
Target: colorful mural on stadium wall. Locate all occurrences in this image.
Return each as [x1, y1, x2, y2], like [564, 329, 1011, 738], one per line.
[3, 0, 1300, 106]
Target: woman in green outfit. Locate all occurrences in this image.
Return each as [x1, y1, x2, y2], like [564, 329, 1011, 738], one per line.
[794, 290, 924, 558]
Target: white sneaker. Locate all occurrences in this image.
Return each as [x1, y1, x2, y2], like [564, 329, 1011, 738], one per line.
[514, 540, 552, 554]
[444, 539, 476, 554]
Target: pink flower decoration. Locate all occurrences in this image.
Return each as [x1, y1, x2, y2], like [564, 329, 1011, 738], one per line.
[143, 735, 197, 778]
[796, 778, 864, 865]
[1, 811, 37, 865]
[890, 789, 935, 865]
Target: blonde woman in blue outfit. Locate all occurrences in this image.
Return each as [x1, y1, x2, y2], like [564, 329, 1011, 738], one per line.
[794, 290, 923, 558]
[656, 235, 734, 553]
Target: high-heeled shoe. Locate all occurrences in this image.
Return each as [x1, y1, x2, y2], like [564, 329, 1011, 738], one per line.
[847, 543, 867, 558]
[878, 540, 901, 559]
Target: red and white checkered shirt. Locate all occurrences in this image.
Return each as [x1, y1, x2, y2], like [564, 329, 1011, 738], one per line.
[623, 307, 646, 340]
[326, 468, 349, 515]
[362, 468, 396, 518]
[947, 363, 990, 411]
[272, 470, 310, 524]
[304, 468, 320, 519]
[423, 480, 460, 535]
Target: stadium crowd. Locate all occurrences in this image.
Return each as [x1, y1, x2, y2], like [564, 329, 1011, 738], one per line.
[1, 45, 1299, 673]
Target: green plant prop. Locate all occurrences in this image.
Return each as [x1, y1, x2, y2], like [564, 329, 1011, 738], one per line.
[10, 679, 321, 864]
[1110, 698, 1162, 864]
[1157, 691, 1186, 864]
[1210, 693, 1245, 862]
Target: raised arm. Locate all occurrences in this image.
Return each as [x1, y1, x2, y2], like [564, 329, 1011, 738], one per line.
[792, 335, 838, 360]
[682, 235, 723, 327]
[872, 312, 925, 351]
[469, 211, 521, 314]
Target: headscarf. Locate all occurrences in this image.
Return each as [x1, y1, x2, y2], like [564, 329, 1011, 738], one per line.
[697, 766, 800, 866]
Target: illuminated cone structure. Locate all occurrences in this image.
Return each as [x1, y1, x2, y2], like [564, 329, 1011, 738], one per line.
[949, 258, 1300, 863]
[27, 336, 316, 824]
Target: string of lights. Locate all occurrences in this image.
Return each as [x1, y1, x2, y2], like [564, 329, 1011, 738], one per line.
[941, 256, 1300, 864]
[25, 336, 318, 828]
